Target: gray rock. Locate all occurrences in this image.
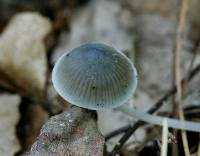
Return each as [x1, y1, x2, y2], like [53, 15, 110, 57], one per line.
[0, 94, 21, 156]
[27, 106, 104, 156]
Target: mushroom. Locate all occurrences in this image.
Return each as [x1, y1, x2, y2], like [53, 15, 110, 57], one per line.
[52, 43, 200, 132]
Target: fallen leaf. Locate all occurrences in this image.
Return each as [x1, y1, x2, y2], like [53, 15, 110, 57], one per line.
[0, 12, 52, 99]
[27, 106, 104, 156]
[0, 94, 21, 156]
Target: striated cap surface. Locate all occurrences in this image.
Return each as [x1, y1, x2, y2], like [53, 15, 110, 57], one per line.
[52, 43, 137, 110]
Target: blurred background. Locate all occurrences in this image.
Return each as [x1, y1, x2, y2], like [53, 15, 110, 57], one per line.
[0, 0, 200, 156]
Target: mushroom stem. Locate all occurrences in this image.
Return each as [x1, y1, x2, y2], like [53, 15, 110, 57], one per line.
[118, 105, 200, 132]
[161, 118, 168, 156]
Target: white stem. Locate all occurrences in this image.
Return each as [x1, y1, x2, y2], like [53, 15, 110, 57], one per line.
[118, 105, 200, 132]
[161, 118, 168, 156]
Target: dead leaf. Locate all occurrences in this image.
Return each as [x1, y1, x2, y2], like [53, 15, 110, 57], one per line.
[0, 12, 52, 99]
[0, 94, 21, 156]
[27, 106, 104, 156]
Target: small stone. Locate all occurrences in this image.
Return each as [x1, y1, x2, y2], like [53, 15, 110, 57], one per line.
[27, 107, 104, 156]
[0, 12, 52, 99]
[0, 94, 21, 156]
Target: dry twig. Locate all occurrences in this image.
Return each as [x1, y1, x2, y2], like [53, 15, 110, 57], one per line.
[173, 0, 190, 155]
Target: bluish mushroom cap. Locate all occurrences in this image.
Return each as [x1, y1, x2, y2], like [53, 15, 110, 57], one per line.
[52, 43, 137, 110]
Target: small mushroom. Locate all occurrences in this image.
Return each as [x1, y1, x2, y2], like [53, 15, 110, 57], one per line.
[52, 43, 200, 132]
[52, 43, 137, 110]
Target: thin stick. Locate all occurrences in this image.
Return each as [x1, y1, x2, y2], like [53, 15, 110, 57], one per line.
[187, 45, 199, 76]
[174, 0, 189, 101]
[179, 107, 190, 156]
[173, 0, 190, 155]
[105, 126, 129, 141]
[161, 119, 168, 156]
